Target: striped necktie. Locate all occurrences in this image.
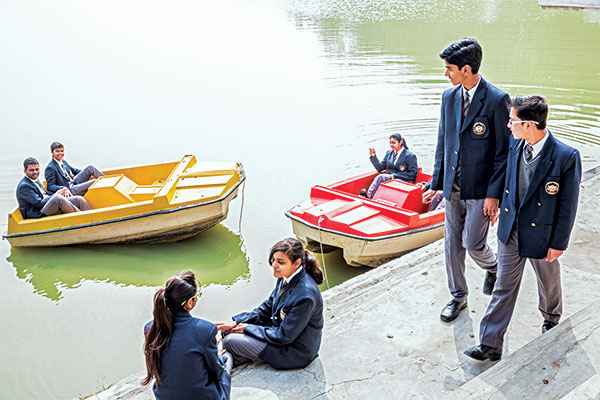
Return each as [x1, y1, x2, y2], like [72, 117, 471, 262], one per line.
[393, 151, 399, 165]
[278, 281, 288, 297]
[524, 144, 534, 162]
[463, 91, 471, 121]
[35, 180, 48, 198]
[60, 162, 73, 182]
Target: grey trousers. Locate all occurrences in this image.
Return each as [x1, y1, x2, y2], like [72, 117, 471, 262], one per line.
[479, 227, 562, 348]
[41, 194, 92, 216]
[367, 173, 393, 198]
[445, 186, 497, 301]
[70, 165, 104, 195]
[223, 333, 267, 367]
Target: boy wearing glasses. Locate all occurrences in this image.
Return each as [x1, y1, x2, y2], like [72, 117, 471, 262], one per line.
[464, 95, 582, 361]
[424, 38, 511, 322]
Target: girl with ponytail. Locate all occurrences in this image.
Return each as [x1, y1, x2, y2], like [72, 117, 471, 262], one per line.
[142, 270, 231, 399]
[361, 132, 419, 198]
[217, 238, 324, 370]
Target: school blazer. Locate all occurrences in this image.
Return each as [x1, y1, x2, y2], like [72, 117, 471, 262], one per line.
[45, 159, 80, 194]
[369, 149, 418, 183]
[16, 177, 52, 219]
[430, 76, 510, 200]
[233, 268, 324, 370]
[144, 312, 231, 400]
[497, 131, 582, 259]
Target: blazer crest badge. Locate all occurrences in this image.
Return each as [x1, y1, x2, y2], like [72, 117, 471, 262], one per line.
[473, 122, 486, 135]
[399, 165, 405, 171]
[545, 181, 559, 195]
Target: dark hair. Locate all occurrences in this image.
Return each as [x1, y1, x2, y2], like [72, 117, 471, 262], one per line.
[50, 141, 64, 152]
[510, 95, 548, 130]
[142, 270, 199, 387]
[439, 38, 482, 74]
[23, 157, 39, 170]
[389, 133, 409, 151]
[269, 238, 323, 285]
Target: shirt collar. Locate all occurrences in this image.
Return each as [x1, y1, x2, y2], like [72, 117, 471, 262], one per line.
[525, 130, 549, 159]
[54, 158, 63, 166]
[462, 76, 481, 100]
[396, 148, 405, 156]
[26, 176, 41, 185]
[284, 266, 303, 284]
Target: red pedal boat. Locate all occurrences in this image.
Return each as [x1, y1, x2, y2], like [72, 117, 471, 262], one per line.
[285, 170, 445, 267]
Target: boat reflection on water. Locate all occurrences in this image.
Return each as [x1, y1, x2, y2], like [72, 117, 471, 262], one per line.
[7, 224, 249, 302]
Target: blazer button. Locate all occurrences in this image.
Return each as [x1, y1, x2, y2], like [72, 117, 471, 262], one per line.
[452, 166, 455, 170]
[504, 208, 509, 212]
[454, 151, 458, 155]
[505, 189, 509, 194]
[531, 222, 536, 227]
[537, 202, 542, 207]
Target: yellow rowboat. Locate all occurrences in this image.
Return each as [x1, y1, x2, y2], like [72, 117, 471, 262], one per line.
[4, 155, 245, 247]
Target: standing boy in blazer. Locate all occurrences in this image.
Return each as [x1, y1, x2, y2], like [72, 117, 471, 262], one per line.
[423, 38, 511, 322]
[464, 95, 582, 361]
[45, 141, 103, 195]
[17, 157, 91, 219]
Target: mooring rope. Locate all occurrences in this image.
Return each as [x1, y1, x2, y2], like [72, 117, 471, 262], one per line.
[238, 180, 246, 251]
[317, 216, 330, 289]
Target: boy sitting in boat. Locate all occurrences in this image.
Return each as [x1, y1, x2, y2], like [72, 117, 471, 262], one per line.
[16, 157, 92, 219]
[360, 133, 418, 198]
[45, 141, 103, 196]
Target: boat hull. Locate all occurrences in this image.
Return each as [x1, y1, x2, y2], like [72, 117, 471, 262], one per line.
[6, 188, 239, 247]
[288, 213, 444, 268]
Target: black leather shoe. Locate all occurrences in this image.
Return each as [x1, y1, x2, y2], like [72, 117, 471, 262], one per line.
[359, 189, 367, 197]
[542, 320, 557, 333]
[483, 270, 497, 295]
[464, 345, 502, 361]
[440, 300, 467, 322]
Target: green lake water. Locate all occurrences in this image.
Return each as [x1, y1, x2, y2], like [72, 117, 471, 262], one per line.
[0, 0, 599, 398]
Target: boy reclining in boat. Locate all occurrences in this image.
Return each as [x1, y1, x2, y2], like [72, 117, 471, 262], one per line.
[17, 157, 92, 219]
[360, 133, 418, 198]
[45, 141, 103, 196]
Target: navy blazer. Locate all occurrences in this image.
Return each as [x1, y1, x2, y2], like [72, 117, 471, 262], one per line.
[144, 312, 231, 400]
[430, 77, 510, 200]
[45, 158, 81, 194]
[16, 176, 52, 219]
[370, 149, 418, 183]
[497, 131, 582, 259]
[233, 268, 324, 370]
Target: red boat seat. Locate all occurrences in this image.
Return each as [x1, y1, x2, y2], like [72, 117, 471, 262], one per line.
[372, 180, 428, 214]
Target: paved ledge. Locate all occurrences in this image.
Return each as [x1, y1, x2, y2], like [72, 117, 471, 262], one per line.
[87, 167, 600, 399]
[538, 0, 600, 10]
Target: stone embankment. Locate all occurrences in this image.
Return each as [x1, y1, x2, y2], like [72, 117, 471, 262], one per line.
[86, 167, 600, 400]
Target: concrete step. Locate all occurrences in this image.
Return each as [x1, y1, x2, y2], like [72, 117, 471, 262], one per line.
[449, 299, 600, 399]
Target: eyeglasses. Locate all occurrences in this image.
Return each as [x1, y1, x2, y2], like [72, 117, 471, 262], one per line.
[181, 288, 203, 306]
[508, 118, 539, 126]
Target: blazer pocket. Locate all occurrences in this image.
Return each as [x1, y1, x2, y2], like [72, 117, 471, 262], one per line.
[470, 116, 490, 139]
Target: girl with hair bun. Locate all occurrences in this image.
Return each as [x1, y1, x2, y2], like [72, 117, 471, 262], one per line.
[362, 133, 419, 198]
[142, 270, 231, 400]
[217, 238, 324, 370]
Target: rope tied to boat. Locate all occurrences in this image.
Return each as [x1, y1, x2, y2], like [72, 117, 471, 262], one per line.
[317, 216, 330, 289]
[238, 180, 246, 252]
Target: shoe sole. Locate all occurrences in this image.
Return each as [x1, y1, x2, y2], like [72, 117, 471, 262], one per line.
[440, 302, 468, 322]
